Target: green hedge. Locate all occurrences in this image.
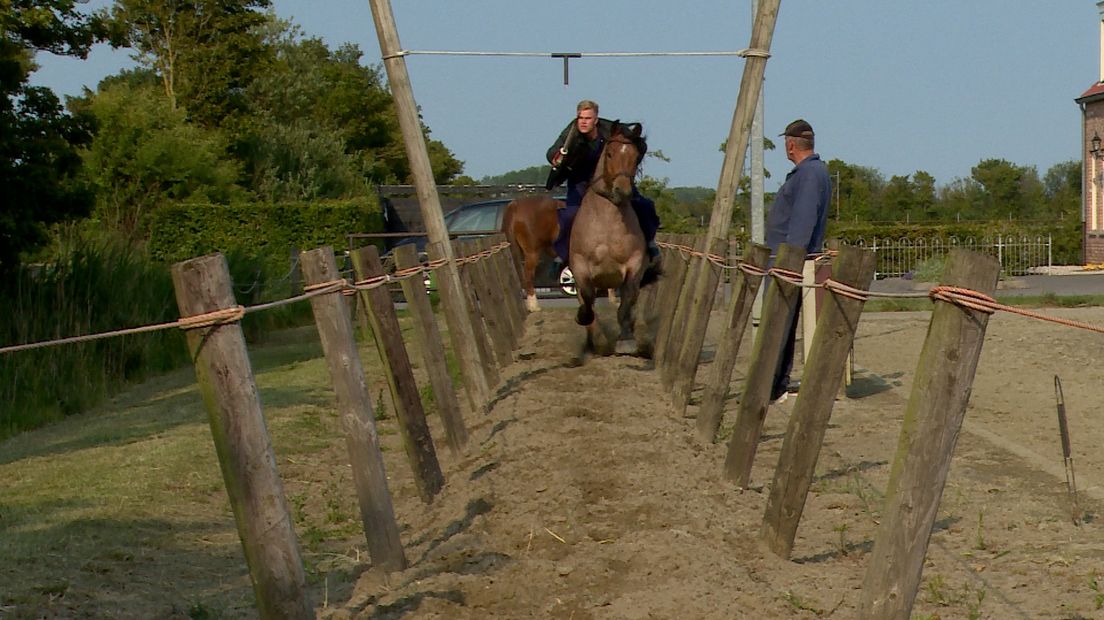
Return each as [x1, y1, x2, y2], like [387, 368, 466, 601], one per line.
[148, 198, 385, 266]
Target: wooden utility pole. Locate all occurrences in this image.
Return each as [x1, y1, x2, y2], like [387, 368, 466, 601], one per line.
[859, 249, 1000, 619]
[366, 0, 492, 404]
[171, 253, 312, 619]
[667, 0, 781, 390]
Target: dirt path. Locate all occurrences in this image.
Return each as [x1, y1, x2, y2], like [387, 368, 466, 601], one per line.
[326, 305, 1104, 619]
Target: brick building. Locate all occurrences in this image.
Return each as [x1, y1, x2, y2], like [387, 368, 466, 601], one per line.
[1076, 1, 1104, 264]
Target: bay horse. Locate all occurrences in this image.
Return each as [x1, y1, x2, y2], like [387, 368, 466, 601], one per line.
[570, 121, 654, 358]
[501, 195, 563, 312]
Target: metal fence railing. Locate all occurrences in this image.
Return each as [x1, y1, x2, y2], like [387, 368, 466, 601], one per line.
[849, 235, 1053, 279]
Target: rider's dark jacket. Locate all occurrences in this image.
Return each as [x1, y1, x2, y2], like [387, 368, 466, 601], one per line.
[545, 117, 617, 207]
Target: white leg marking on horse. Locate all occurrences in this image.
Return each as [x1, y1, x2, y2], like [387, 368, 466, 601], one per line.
[527, 294, 541, 312]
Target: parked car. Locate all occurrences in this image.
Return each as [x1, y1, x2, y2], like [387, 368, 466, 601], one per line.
[389, 198, 575, 297]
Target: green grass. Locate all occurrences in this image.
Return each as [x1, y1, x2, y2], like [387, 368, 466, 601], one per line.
[0, 324, 390, 617]
[863, 293, 1104, 313]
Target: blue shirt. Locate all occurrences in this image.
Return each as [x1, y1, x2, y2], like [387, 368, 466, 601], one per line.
[766, 154, 831, 254]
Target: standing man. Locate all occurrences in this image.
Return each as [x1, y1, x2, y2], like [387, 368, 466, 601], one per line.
[545, 99, 661, 265]
[767, 119, 831, 403]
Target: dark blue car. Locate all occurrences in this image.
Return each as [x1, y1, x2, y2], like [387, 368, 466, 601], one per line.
[390, 198, 575, 297]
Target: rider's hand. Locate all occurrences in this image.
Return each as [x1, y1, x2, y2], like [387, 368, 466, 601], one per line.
[551, 149, 565, 168]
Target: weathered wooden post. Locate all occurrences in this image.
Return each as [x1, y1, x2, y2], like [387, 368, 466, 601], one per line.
[501, 233, 529, 331]
[393, 244, 469, 455]
[655, 234, 702, 376]
[463, 239, 512, 367]
[670, 236, 727, 416]
[426, 241, 493, 413]
[723, 242, 806, 488]
[483, 235, 524, 343]
[350, 245, 444, 504]
[300, 247, 407, 571]
[760, 244, 876, 559]
[695, 243, 772, 441]
[442, 240, 500, 390]
[859, 249, 1000, 619]
[171, 253, 312, 618]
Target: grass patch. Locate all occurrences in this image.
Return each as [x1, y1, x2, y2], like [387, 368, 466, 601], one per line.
[0, 321, 404, 617]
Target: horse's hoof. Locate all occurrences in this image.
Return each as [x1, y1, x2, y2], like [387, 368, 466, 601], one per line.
[576, 306, 595, 326]
[615, 338, 638, 355]
[526, 296, 541, 312]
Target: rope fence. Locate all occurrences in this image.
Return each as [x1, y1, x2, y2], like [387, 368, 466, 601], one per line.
[654, 239, 1104, 335]
[0, 241, 510, 356]
[3, 237, 1102, 356]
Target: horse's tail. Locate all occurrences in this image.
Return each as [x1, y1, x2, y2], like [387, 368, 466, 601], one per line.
[501, 199, 526, 282]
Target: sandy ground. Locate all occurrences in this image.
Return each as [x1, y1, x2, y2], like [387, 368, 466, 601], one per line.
[320, 302, 1104, 619]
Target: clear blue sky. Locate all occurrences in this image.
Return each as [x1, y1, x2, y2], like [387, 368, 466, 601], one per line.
[30, 1, 1100, 190]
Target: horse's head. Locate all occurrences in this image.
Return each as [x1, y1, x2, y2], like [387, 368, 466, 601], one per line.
[593, 121, 646, 206]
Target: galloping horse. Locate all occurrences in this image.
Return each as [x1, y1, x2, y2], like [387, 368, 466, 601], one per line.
[501, 195, 563, 312]
[570, 121, 654, 358]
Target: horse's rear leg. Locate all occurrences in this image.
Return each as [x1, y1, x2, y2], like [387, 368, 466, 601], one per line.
[523, 251, 541, 312]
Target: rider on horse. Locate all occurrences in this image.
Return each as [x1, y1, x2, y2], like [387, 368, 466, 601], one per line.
[545, 99, 661, 265]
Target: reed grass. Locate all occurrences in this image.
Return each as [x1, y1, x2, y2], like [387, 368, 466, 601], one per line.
[0, 234, 313, 440]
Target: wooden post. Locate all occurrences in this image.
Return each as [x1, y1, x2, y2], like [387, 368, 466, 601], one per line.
[650, 234, 688, 362]
[442, 240, 500, 390]
[350, 245, 444, 504]
[760, 244, 876, 559]
[484, 235, 524, 341]
[670, 236, 727, 416]
[393, 244, 469, 455]
[171, 253, 312, 619]
[464, 238, 512, 367]
[859, 249, 1000, 619]
[723, 242, 806, 488]
[657, 235, 703, 381]
[426, 241, 492, 413]
[300, 247, 407, 571]
[695, 242, 772, 442]
[366, 0, 490, 416]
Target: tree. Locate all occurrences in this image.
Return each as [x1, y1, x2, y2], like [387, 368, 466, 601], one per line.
[969, 158, 1044, 220]
[75, 79, 244, 235]
[912, 170, 937, 220]
[0, 1, 107, 271]
[1042, 160, 1080, 221]
[108, 0, 272, 128]
[241, 22, 462, 196]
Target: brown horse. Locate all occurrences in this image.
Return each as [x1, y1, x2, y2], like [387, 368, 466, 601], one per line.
[501, 195, 563, 312]
[569, 121, 654, 358]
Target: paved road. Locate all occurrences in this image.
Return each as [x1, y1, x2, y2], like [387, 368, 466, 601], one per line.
[870, 271, 1104, 298]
